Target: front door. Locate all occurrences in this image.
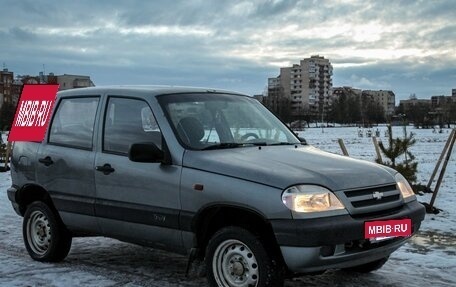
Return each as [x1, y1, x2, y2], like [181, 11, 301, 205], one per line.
[94, 96, 182, 252]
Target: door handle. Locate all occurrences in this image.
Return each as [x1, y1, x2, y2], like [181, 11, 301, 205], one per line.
[95, 163, 115, 175]
[38, 156, 54, 166]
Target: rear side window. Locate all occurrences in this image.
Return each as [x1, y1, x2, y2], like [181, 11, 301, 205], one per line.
[103, 97, 162, 155]
[49, 97, 99, 149]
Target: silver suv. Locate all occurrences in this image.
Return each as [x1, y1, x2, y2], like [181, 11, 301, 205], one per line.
[7, 86, 425, 287]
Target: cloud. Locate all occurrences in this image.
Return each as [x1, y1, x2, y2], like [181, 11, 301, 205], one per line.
[0, 0, 454, 100]
[8, 27, 37, 41]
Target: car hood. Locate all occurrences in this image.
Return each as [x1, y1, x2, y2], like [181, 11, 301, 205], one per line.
[183, 145, 396, 191]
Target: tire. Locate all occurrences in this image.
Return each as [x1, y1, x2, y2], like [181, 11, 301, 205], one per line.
[206, 226, 284, 287]
[22, 201, 72, 262]
[343, 256, 389, 273]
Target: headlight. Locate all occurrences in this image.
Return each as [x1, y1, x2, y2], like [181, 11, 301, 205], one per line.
[395, 173, 415, 200]
[282, 185, 345, 213]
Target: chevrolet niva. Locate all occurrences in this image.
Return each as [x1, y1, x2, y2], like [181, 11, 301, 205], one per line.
[7, 86, 425, 287]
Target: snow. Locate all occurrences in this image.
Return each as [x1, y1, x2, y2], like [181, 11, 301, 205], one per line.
[1, 127, 455, 286]
[298, 126, 456, 234]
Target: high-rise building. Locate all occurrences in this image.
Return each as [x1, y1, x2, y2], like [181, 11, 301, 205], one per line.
[267, 56, 333, 119]
[0, 68, 14, 109]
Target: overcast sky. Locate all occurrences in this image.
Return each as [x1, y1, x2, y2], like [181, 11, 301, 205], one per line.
[1, 0, 455, 102]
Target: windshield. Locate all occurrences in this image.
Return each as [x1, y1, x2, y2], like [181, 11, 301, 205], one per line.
[159, 93, 300, 150]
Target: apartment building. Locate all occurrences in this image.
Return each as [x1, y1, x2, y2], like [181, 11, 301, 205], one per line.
[332, 86, 362, 99]
[362, 90, 396, 117]
[267, 55, 333, 118]
[0, 68, 14, 109]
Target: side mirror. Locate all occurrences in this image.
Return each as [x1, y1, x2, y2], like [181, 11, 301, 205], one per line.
[128, 142, 164, 163]
[298, 137, 307, 145]
[294, 132, 307, 145]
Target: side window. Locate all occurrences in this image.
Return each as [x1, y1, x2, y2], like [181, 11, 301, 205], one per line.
[49, 97, 99, 149]
[103, 97, 162, 155]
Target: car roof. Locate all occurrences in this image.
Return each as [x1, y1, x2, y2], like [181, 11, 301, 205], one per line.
[56, 85, 247, 98]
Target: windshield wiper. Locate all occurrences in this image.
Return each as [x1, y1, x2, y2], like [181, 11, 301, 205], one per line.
[269, 142, 296, 146]
[202, 143, 245, 150]
[202, 141, 282, 150]
[250, 142, 268, 146]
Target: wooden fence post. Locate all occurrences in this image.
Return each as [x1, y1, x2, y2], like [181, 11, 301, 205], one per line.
[429, 129, 456, 209]
[427, 129, 455, 190]
[338, 138, 349, 156]
[372, 136, 383, 163]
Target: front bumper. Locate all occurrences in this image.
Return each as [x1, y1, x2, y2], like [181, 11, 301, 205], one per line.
[271, 200, 425, 273]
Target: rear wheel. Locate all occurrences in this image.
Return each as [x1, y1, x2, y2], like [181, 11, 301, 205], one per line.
[343, 256, 389, 273]
[23, 201, 72, 262]
[206, 226, 284, 287]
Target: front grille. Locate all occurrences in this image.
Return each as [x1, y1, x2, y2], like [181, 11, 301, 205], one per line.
[338, 184, 403, 215]
[351, 194, 401, 208]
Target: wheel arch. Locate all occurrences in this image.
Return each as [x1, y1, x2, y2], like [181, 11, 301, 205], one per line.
[16, 184, 56, 216]
[191, 204, 283, 262]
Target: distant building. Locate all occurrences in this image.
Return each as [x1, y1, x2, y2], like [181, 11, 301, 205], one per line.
[428, 94, 455, 124]
[0, 68, 14, 109]
[399, 98, 431, 111]
[11, 80, 22, 105]
[263, 76, 288, 117]
[362, 90, 396, 118]
[36, 72, 58, 85]
[57, 74, 95, 91]
[15, 72, 92, 91]
[265, 55, 333, 119]
[20, 75, 39, 84]
[430, 95, 452, 107]
[266, 76, 281, 106]
[332, 87, 395, 119]
[452, 88, 456, 98]
[0, 69, 95, 110]
[332, 86, 362, 99]
[332, 86, 361, 112]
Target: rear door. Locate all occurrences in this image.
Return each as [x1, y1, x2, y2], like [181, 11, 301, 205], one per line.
[94, 96, 183, 252]
[36, 96, 100, 233]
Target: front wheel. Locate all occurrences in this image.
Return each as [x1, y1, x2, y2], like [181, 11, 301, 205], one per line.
[206, 226, 284, 287]
[23, 201, 72, 262]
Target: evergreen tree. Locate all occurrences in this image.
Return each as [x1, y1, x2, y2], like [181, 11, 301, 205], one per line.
[376, 125, 418, 184]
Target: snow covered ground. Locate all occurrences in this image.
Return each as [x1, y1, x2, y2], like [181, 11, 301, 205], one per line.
[298, 125, 456, 234]
[1, 127, 455, 286]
